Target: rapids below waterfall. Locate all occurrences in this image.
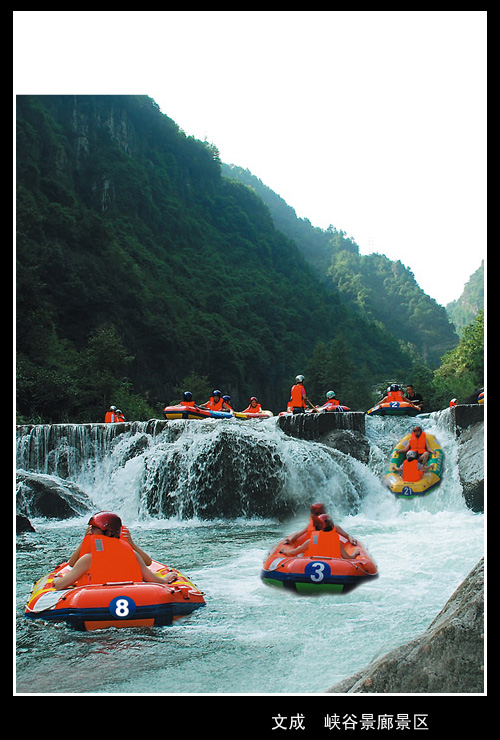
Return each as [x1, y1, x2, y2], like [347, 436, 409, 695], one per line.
[15, 414, 484, 695]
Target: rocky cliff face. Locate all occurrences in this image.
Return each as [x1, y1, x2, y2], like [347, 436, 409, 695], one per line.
[326, 558, 484, 694]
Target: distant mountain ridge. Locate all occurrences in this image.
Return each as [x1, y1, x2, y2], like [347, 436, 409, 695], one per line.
[222, 164, 458, 365]
[446, 260, 484, 335]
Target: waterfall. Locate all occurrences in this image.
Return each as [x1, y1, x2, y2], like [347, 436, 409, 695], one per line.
[16, 418, 386, 523]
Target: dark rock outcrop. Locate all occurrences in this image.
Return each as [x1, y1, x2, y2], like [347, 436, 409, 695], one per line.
[16, 470, 93, 520]
[326, 558, 484, 694]
[436, 405, 484, 512]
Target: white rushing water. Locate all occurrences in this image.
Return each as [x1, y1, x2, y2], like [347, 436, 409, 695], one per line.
[15, 414, 484, 695]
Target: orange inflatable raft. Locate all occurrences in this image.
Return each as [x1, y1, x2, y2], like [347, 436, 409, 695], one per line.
[261, 528, 378, 594]
[25, 542, 205, 631]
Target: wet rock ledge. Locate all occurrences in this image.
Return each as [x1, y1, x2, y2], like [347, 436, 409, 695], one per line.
[326, 558, 484, 694]
[277, 412, 370, 464]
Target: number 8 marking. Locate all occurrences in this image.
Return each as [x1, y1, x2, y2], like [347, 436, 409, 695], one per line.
[115, 598, 129, 617]
[109, 595, 136, 618]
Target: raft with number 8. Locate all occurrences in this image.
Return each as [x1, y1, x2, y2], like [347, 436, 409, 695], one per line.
[25, 558, 205, 631]
[261, 529, 378, 594]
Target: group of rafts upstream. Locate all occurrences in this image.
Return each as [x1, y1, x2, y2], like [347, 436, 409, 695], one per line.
[24, 393, 446, 630]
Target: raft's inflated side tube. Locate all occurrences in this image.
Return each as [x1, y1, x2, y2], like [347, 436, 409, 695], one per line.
[383, 432, 444, 497]
[25, 559, 205, 631]
[163, 404, 233, 420]
[366, 401, 420, 416]
[233, 410, 273, 419]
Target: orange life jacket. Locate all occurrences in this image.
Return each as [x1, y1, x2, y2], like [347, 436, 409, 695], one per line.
[402, 459, 423, 482]
[75, 534, 142, 586]
[290, 384, 306, 408]
[305, 528, 341, 558]
[387, 390, 404, 402]
[244, 403, 262, 413]
[104, 411, 117, 423]
[180, 401, 196, 407]
[207, 397, 224, 411]
[409, 431, 427, 453]
[322, 400, 339, 410]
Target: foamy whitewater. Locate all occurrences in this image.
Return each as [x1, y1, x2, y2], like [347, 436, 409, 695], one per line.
[16, 414, 484, 694]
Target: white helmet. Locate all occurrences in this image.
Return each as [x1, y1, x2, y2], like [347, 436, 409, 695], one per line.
[295, 375, 305, 383]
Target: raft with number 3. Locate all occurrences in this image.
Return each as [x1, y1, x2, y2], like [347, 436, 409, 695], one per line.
[261, 529, 378, 594]
[25, 555, 205, 631]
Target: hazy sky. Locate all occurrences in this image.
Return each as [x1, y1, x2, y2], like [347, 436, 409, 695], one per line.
[14, 11, 487, 307]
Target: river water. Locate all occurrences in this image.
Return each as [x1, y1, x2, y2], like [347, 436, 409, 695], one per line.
[15, 414, 484, 695]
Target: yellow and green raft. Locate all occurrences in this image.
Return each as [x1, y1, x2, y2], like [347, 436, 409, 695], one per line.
[383, 432, 444, 498]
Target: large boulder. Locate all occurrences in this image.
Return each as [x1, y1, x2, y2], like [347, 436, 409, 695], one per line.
[326, 558, 484, 694]
[16, 470, 93, 522]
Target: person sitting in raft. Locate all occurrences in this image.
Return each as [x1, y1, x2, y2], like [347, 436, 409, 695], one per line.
[282, 504, 358, 548]
[180, 391, 197, 407]
[449, 398, 458, 407]
[223, 395, 234, 411]
[66, 514, 153, 568]
[279, 515, 360, 559]
[405, 385, 424, 411]
[115, 409, 126, 423]
[395, 450, 430, 482]
[199, 390, 232, 413]
[378, 384, 405, 405]
[290, 375, 313, 414]
[318, 390, 340, 412]
[399, 425, 432, 465]
[53, 512, 178, 590]
[242, 397, 263, 413]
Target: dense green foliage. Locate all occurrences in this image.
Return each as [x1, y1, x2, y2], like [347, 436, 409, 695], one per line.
[446, 261, 484, 336]
[16, 96, 482, 423]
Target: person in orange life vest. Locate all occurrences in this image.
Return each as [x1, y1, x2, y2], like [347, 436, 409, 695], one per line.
[396, 450, 430, 482]
[243, 397, 263, 413]
[280, 515, 360, 559]
[66, 514, 153, 568]
[449, 398, 458, 407]
[400, 425, 432, 465]
[378, 383, 405, 405]
[104, 405, 118, 423]
[54, 512, 178, 590]
[180, 391, 197, 407]
[282, 502, 326, 546]
[115, 409, 126, 422]
[282, 503, 358, 548]
[290, 375, 311, 414]
[319, 390, 340, 411]
[223, 395, 234, 411]
[199, 390, 232, 412]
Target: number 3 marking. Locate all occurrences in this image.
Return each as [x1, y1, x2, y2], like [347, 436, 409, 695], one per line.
[310, 562, 325, 581]
[305, 561, 331, 582]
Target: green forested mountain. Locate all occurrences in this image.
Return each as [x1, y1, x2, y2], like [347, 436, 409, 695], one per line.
[446, 260, 484, 336]
[222, 164, 458, 366]
[16, 95, 460, 422]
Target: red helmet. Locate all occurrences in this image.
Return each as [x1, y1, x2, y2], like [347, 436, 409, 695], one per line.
[318, 514, 334, 531]
[88, 511, 122, 537]
[310, 502, 326, 515]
